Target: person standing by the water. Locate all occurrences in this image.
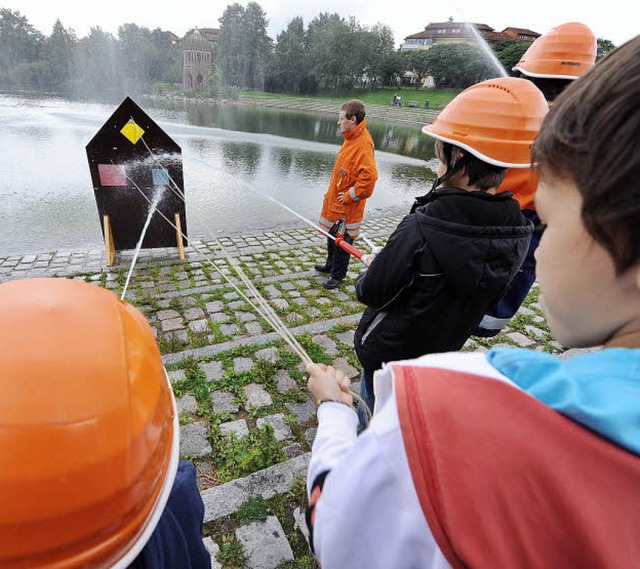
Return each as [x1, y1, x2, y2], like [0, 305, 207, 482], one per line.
[315, 100, 378, 290]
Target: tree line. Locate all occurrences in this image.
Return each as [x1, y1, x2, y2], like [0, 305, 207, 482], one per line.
[0, 4, 617, 99]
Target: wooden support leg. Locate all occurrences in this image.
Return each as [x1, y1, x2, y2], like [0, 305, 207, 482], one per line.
[103, 214, 116, 266]
[175, 213, 185, 260]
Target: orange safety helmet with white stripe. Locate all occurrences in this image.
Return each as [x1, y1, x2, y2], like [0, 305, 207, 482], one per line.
[513, 22, 597, 80]
[422, 76, 549, 170]
[0, 278, 179, 569]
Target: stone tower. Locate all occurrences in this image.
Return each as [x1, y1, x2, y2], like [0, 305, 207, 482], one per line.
[181, 29, 212, 91]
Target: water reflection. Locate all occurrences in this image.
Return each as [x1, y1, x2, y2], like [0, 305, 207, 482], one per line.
[0, 93, 436, 255]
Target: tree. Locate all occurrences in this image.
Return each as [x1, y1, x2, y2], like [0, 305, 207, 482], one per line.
[597, 38, 616, 59]
[217, 3, 246, 87]
[491, 40, 530, 75]
[217, 2, 271, 89]
[242, 2, 271, 89]
[421, 43, 495, 88]
[0, 8, 44, 83]
[74, 27, 121, 97]
[306, 12, 350, 91]
[42, 20, 77, 91]
[271, 16, 311, 94]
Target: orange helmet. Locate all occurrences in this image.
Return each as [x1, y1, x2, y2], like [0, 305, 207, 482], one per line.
[422, 77, 548, 168]
[513, 22, 597, 80]
[0, 278, 178, 569]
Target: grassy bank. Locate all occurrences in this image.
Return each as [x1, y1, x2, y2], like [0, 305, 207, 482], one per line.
[240, 86, 460, 108]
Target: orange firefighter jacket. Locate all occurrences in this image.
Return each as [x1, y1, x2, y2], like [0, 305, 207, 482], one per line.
[318, 119, 378, 239]
[498, 167, 540, 211]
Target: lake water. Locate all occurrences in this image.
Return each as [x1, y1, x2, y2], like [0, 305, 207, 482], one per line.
[0, 93, 437, 256]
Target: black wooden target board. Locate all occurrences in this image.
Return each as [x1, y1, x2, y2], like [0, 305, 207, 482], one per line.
[86, 96, 187, 251]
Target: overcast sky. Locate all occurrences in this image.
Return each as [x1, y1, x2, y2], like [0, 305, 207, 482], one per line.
[2, 0, 635, 48]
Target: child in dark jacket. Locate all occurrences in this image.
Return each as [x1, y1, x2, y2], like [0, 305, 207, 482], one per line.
[354, 77, 548, 423]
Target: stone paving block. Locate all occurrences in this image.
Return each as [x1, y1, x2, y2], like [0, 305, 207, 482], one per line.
[220, 323, 240, 335]
[180, 296, 198, 307]
[177, 394, 197, 414]
[293, 507, 311, 548]
[201, 360, 224, 382]
[234, 357, 254, 373]
[264, 284, 281, 298]
[180, 421, 212, 457]
[524, 325, 546, 339]
[211, 391, 239, 415]
[255, 346, 279, 363]
[210, 312, 230, 323]
[312, 334, 339, 355]
[291, 297, 308, 306]
[223, 291, 239, 300]
[200, 456, 313, 521]
[332, 357, 359, 378]
[173, 330, 189, 342]
[157, 309, 181, 320]
[220, 419, 249, 439]
[257, 414, 292, 441]
[161, 318, 185, 332]
[184, 307, 206, 320]
[245, 321, 263, 335]
[236, 516, 294, 569]
[507, 331, 536, 347]
[236, 311, 257, 322]
[289, 290, 301, 298]
[168, 369, 187, 383]
[305, 428, 317, 448]
[271, 298, 289, 309]
[286, 313, 304, 325]
[229, 300, 246, 310]
[276, 370, 297, 393]
[285, 398, 316, 423]
[244, 383, 273, 408]
[202, 537, 222, 569]
[189, 319, 209, 333]
[279, 282, 295, 290]
[284, 443, 306, 459]
[205, 300, 224, 312]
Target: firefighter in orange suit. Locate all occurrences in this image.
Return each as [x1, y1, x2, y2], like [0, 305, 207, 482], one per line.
[475, 22, 597, 337]
[315, 99, 378, 290]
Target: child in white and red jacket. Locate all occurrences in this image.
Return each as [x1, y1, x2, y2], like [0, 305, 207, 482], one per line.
[305, 34, 640, 569]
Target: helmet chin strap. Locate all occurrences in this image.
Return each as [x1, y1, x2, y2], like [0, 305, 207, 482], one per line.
[411, 154, 467, 213]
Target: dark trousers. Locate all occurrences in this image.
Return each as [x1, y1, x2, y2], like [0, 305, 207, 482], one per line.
[473, 209, 541, 337]
[324, 234, 353, 281]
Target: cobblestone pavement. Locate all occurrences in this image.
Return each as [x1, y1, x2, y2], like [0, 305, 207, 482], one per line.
[0, 209, 596, 568]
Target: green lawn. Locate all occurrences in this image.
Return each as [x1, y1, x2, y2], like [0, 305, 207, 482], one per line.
[241, 86, 459, 107]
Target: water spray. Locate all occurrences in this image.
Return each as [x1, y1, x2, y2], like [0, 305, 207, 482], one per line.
[134, 137, 372, 422]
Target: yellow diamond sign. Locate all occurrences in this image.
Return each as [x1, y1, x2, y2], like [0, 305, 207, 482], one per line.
[120, 120, 145, 144]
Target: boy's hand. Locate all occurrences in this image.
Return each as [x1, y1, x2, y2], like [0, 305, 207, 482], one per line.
[337, 191, 346, 204]
[307, 363, 353, 407]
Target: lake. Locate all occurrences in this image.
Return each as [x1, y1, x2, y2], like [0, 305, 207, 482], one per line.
[0, 93, 437, 256]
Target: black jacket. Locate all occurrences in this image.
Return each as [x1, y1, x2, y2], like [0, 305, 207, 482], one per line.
[354, 187, 533, 374]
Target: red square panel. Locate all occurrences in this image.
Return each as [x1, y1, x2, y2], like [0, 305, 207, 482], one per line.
[98, 164, 127, 186]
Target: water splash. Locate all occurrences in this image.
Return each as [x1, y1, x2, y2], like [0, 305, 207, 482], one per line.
[120, 186, 165, 300]
[463, 22, 508, 78]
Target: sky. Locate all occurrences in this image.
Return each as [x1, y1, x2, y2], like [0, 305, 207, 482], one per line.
[1, 0, 636, 48]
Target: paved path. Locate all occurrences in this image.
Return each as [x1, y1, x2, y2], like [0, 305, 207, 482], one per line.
[0, 210, 592, 568]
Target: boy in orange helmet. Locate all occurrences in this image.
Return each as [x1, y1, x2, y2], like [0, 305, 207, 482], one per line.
[305, 34, 640, 568]
[352, 77, 546, 424]
[475, 22, 597, 337]
[0, 278, 210, 569]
